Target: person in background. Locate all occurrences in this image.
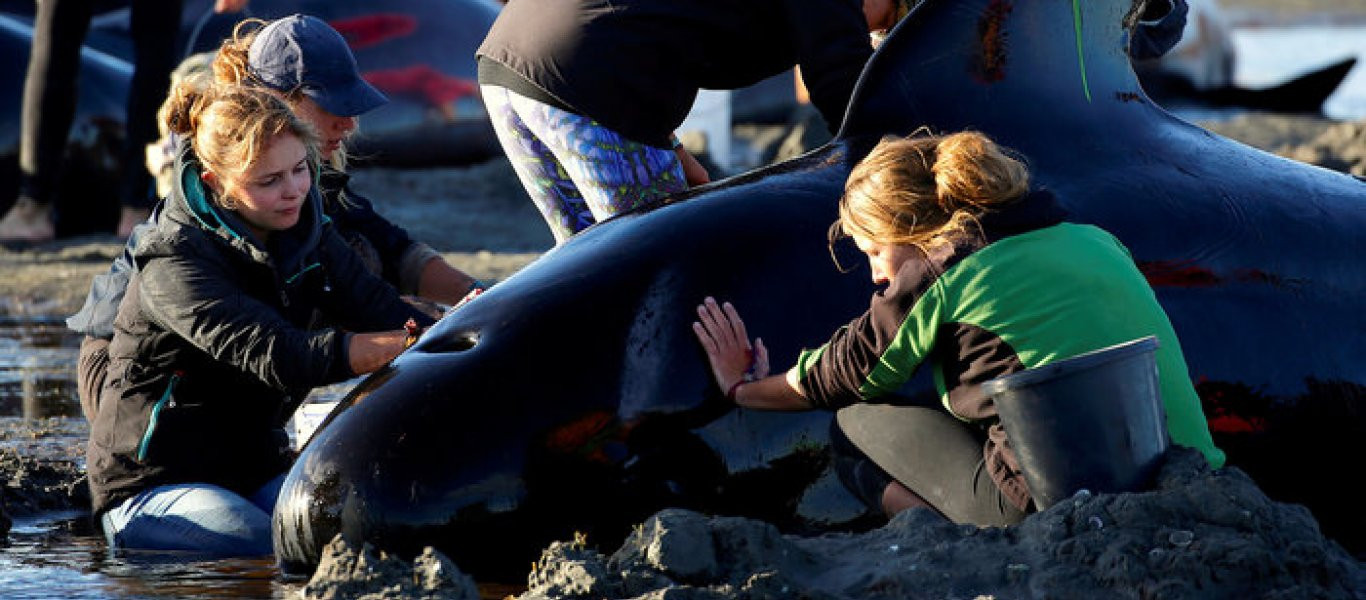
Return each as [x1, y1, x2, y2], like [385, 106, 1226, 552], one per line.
[692, 130, 1224, 526]
[476, 0, 881, 244]
[0, 0, 250, 244]
[477, 0, 1189, 245]
[67, 14, 483, 422]
[87, 82, 434, 556]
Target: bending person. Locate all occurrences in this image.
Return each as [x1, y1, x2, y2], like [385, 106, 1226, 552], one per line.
[476, 0, 888, 243]
[692, 131, 1224, 526]
[87, 83, 434, 556]
[68, 15, 482, 422]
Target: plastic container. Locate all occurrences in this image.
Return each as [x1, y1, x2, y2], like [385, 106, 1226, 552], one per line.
[982, 336, 1169, 510]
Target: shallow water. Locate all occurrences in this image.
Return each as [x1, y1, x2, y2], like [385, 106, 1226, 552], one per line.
[1, 22, 1363, 599]
[0, 318, 81, 419]
[0, 511, 299, 600]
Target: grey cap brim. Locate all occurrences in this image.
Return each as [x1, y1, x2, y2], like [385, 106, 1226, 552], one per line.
[307, 76, 388, 117]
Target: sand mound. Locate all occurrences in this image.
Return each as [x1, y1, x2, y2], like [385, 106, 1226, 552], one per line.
[521, 449, 1362, 599]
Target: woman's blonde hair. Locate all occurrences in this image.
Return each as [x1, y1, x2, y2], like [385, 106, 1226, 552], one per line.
[834, 130, 1030, 254]
[159, 80, 319, 208]
[212, 18, 350, 171]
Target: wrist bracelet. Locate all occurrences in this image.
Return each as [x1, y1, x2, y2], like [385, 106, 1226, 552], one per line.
[403, 317, 421, 349]
[726, 380, 746, 402]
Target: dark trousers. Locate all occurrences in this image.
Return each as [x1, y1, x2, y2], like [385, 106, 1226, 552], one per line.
[19, 0, 183, 211]
[830, 406, 1029, 527]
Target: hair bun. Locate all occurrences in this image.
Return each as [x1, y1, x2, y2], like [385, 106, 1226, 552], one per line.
[932, 131, 1030, 209]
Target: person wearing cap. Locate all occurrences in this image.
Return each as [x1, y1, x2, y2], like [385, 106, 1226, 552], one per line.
[86, 81, 435, 556]
[67, 15, 484, 423]
[691, 131, 1223, 527]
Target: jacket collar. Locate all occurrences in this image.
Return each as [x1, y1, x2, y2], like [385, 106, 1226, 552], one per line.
[160, 143, 328, 277]
[974, 188, 1068, 244]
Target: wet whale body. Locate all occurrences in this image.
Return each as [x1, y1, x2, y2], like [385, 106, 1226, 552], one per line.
[274, 0, 1366, 577]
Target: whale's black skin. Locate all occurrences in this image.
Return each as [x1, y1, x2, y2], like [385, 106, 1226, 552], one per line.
[0, 14, 131, 236]
[274, 0, 1366, 577]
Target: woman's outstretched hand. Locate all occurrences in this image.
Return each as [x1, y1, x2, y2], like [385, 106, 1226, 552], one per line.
[692, 297, 769, 396]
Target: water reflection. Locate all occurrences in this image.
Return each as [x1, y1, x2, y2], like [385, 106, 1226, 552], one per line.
[1, 512, 299, 600]
[0, 318, 80, 419]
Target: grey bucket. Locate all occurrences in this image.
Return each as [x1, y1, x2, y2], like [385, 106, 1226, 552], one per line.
[981, 336, 1170, 510]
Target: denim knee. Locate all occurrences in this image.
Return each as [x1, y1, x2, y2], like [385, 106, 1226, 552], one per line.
[102, 483, 274, 556]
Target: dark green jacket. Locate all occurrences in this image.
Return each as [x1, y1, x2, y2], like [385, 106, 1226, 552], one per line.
[795, 191, 1225, 511]
[87, 147, 431, 515]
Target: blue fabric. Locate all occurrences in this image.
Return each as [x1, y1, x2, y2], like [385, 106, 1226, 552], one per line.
[101, 474, 285, 556]
[1130, 0, 1189, 60]
[66, 202, 161, 338]
[482, 84, 687, 243]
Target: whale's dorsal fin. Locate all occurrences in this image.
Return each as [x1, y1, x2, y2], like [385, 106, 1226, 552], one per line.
[840, 0, 1149, 143]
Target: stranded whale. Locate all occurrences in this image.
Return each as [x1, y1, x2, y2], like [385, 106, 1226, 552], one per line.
[273, 0, 1366, 578]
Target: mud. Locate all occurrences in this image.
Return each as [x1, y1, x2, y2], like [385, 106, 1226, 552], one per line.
[301, 535, 480, 600]
[0, 418, 90, 535]
[302, 450, 1365, 599]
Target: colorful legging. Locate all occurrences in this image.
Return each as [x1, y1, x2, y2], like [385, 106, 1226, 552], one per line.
[481, 85, 687, 243]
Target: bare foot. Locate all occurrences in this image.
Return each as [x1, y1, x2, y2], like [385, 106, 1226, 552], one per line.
[116, 206, 152, 238]
[0, 198, 55, 245]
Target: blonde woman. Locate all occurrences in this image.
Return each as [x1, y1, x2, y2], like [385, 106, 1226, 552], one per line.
[693, 131, 1223, 526]
[87, 83, 432, 555]
[70, 14, 482, 422]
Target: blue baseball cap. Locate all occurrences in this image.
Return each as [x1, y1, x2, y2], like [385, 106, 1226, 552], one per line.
[248, 14, 388, 117]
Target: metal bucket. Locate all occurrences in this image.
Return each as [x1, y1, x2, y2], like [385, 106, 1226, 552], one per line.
[982, 336, 1170, 510]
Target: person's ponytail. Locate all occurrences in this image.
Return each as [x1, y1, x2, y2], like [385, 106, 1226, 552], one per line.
[158, 75, 210, 138]
[931, 131, 1030, 214]
[212, 18, 267, 87]
[835, 130, 1032, 252]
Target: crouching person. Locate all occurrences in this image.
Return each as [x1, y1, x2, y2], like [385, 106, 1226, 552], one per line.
[87, 82, 434, 556]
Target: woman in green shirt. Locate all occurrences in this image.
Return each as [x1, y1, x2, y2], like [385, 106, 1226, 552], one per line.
[693, 130, 1224, 526]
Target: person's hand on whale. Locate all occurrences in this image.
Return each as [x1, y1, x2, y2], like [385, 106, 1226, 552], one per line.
[693, 297, 810, 411]
[693, 297, 768, 396]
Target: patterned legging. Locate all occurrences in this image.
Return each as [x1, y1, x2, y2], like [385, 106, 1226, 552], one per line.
[482, 85, 687, 244]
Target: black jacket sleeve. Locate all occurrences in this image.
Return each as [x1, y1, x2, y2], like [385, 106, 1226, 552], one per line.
[322, 175, 421, 288]
[314, 226, 435, 333]
[137, 242, 354, 391]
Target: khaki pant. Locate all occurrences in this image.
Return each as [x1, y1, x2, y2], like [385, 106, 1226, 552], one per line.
[76, 335, 110, 423]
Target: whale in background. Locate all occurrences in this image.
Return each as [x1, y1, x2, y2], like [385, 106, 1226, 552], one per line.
[1133, 0, 1358, 113]
[271, 0, 1366, 579]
